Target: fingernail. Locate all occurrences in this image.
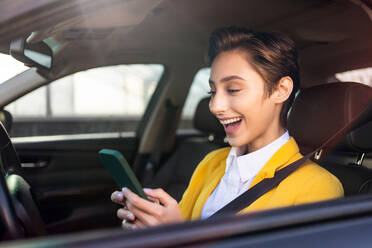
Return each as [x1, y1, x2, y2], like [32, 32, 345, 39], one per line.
[127, 212, 134, 220]
[117, 192, 123, 199]
[122, 187, 127, 193]
[143, 188, 152, 193]
[118, 208, 124, 216]
[147, 196, 155, 202]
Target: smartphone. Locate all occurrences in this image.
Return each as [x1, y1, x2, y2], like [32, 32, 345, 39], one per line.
[98, 149, 147, 199]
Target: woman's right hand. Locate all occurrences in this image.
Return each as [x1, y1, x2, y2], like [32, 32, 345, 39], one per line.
[111, 190, 142, 229]
[111, 187, 184, 229]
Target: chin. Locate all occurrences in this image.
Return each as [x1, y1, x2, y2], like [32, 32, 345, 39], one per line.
[226, 136, 246, 148]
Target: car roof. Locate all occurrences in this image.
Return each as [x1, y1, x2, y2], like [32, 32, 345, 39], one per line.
[0, 0, 371, 87]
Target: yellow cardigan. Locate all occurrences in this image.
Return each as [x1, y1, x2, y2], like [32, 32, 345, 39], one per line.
[179, 137, 344, 220]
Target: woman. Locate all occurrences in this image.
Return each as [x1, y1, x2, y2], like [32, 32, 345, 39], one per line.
[111, 26, 343, 228]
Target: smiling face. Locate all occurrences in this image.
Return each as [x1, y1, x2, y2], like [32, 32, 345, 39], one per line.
[209, 50, 287, 154]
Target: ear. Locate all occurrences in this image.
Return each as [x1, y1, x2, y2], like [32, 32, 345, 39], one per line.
[272, 76, 293, 104]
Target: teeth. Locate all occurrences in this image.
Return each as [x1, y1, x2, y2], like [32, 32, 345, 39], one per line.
[219, 117, 242, 125]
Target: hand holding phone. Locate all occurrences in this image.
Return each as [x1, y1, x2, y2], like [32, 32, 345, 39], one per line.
[99, 149, 147, 199]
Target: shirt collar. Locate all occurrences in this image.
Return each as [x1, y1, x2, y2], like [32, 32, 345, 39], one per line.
[225, 131, 290, 183]
[250, 137, 301, 188]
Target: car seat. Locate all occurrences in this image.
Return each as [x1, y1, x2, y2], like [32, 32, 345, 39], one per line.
[288, 82, 372, 196]
[321, 120, 372, 196]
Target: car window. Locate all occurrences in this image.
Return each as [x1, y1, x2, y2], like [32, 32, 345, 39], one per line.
[0, 53, 28, 84]
[179, 67, 211, 130]
[334, 67, 372, 86]
[5, 64, 164, 137]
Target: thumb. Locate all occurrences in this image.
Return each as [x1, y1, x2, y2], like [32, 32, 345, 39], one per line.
[143, 188, 177, 207]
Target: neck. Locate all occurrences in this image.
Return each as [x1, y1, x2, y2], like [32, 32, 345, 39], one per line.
[237, 123, 286, 156]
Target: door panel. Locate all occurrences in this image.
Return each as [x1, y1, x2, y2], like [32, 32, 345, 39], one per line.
[12, 132, 138, 234]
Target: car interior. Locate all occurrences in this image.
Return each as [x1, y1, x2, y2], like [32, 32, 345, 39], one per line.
[0, 0, 372, 246]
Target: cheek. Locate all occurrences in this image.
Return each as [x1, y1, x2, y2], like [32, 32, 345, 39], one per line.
[231, 91, 264, 117]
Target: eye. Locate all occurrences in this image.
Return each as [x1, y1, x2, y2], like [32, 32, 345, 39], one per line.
[227, 89, 241, 93]
[207, 90, 216, 96]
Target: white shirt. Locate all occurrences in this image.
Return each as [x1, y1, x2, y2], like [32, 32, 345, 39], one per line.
[200, 131, 290, 219]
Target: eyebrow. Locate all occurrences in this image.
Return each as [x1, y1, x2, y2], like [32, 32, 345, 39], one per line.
[209, 75, 247, 85]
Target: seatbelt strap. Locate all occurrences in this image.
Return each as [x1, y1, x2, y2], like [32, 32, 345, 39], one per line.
[142, 99, 178, 185]
[210, 102, 370, 218]
[150, 99, 179, 167]
[210, 151, 314, 217]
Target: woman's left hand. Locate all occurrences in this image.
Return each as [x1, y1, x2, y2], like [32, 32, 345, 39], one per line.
[118, 187, 184, 228]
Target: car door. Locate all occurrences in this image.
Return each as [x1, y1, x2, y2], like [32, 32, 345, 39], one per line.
[5, 64, 165, 234]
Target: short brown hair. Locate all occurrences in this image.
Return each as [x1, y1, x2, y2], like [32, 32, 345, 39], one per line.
[208, 26, 299, 127]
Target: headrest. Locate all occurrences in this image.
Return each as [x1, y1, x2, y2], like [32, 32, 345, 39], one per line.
[193, 97, 225, 136]
[288, 82, 372, 155]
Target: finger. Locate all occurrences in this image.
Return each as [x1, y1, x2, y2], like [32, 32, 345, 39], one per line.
[123, 188, 163, 215]
[117, 208, 135, 222]
[143, 188, 177, 207]
[146, 195, 160, 204]
[134, 219, 145, 229]
[111, 191, 126, 206]
[126, 201, 159, 226]
[122, 219, 135, 229]
[122, 219, 144, 230]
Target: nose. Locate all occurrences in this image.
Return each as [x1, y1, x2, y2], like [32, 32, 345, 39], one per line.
[209, 91, 228, 116]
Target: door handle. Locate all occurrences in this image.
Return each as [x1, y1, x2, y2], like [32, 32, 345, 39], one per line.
[21, 161, 48, 168]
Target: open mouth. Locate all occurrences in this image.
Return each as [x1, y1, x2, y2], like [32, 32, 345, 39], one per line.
[219, 117, 242, 134]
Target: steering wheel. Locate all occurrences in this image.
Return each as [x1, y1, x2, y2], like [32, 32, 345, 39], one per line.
[0, 122, 45, 240]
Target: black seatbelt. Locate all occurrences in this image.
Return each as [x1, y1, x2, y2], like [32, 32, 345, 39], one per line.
[210, 151, 314, 217]
[210, 104, 369, 218]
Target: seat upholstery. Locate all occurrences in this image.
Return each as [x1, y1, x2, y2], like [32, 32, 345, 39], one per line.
[288, 82, 372, 156]
[148, 97, 226, 201]
[321, 119, 372, 196]
[193, 98, 225, 138]
[288, 82, 372, 196]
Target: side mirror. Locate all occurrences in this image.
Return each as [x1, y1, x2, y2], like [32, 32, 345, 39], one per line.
[0, 110, 13, 133]
[10, 37, 53, 70]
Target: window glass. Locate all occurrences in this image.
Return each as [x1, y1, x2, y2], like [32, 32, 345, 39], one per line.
[335, 67, 372, 87]
[6, 87, 47, 117]
[179, 68, 211, 129]
[5, 64, 164, 136]
[181, 68, 211, 118]
[49, 64, 162, 117]
[0, 53, 29, 84]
